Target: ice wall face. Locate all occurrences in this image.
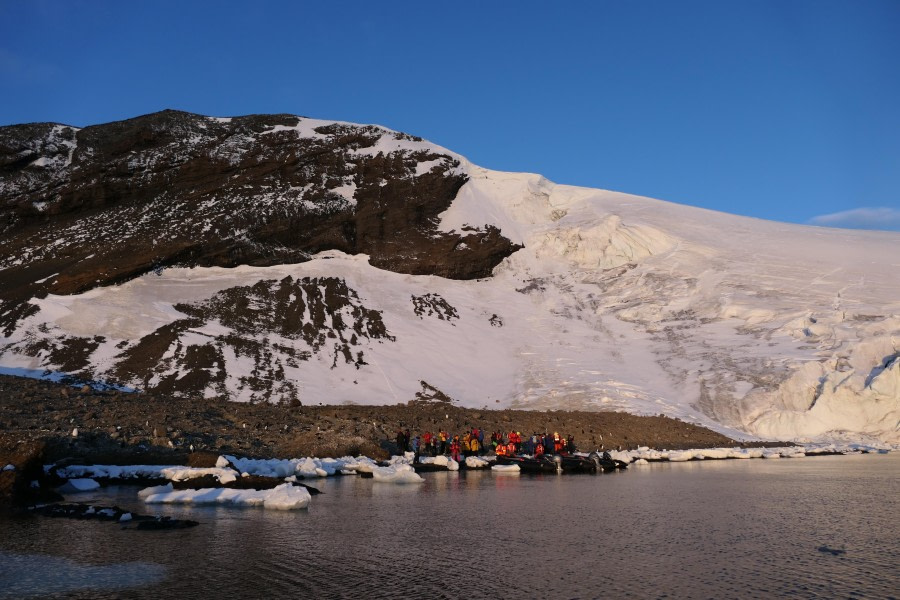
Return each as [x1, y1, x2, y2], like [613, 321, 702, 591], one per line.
[1, 112, 898, 443]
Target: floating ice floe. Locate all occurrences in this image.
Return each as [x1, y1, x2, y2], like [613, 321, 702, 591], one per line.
[370, 464, 424, 483]
[160, 467, 238, 484]
[52, 465, 183, 480]
[465, 456, 489, 469]
[138, 483, 173, 498]
[491, 464, 520, 473]
[610, 444, 865, 464]
[53, 464, 240, 484]
[221, 454, 378, 479]
[142, 482, 311, 510]
[418, 455, 461, 471]
[57, 478, 100, 493]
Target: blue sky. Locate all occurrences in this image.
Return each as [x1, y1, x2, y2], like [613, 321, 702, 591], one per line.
[2, 1, 898, 230]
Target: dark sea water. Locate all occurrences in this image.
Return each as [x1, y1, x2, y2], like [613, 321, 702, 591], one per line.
[1, 453, 898, 599]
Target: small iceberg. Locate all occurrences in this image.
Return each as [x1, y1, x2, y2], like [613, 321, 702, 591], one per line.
[371, 464, 424, 484]
[465, 456, 489, 469]
[57, 478, 101, 493]
[491, 464, 520, 473]
[142, 482, 311, 510]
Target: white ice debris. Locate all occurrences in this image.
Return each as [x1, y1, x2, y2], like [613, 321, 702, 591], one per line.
[491, 464, 521, 473]
[417, 455, 462, 471]
[138, 483, 174, 498]
[159, 467, 238, 484]
[219, 454, 380, 479]
[54, 464, 193, 480]
[57, 478, 100, 493]
[465, 456, 489, 469]
[371, 464, 424, 483]
[143, 482, 311, 510]
[2, 464, 14, 471]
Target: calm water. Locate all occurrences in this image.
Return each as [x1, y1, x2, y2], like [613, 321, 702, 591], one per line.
[1, 454, 898, 599]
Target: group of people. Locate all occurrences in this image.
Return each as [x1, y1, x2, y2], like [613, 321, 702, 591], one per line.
[395, 428, 578, 462]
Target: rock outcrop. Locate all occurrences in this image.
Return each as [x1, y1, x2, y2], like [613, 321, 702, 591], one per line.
[0, 110, 520, 336]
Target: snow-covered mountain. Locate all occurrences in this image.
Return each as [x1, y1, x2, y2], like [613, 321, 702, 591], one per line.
[1, 111, 898, 444]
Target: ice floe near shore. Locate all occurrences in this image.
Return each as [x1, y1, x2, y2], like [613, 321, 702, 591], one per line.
[56, 478, 100, 493]
[45, 443, 894, 512]
[605, 442, 891, 465]
[142, 482, 311, 510]
[491, 464, 520, 473]
[371, 464, 424, 483]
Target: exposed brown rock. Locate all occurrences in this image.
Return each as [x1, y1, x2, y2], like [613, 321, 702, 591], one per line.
[0, 110, 521, 337]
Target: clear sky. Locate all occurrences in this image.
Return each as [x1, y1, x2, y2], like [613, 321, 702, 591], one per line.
[2, 0, 898, 230]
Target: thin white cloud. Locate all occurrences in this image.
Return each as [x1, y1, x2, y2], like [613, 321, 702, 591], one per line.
[808, 207, 900, 232]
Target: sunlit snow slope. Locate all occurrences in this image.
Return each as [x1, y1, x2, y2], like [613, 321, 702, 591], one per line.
[1, 113, 898, 443]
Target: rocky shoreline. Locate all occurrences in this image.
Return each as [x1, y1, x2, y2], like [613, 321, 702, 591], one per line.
[0, 373, 777, 510]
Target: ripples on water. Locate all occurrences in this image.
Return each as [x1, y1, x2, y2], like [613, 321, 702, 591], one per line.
[1, 454, 897, 599]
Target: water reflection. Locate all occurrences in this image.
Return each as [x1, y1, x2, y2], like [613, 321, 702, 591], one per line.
[0, 454, 897, 599]
[0, 551, 166, 599]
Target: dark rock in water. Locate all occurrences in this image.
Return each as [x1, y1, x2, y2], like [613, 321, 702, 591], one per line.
[817, 545, 846, 556]
[135, 516, 200, 530]
[29, 502, 199, 529]
[31, 502, 129, 521]
[412, 462, 451, 473]
[296, 482, 322, 495]
[0, 440, 63, 510]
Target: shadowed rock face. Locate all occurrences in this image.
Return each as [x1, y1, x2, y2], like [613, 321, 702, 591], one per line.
[0, 110, 521, 335]
[104, 276, 394, 401]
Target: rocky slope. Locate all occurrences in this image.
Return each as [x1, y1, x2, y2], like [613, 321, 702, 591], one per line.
[0, 110, 518, 334]
[1, 111, 898, 444]
[0, 374, 738, 460]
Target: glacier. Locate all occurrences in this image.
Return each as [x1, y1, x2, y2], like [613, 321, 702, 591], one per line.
[1, 115, 898, 444]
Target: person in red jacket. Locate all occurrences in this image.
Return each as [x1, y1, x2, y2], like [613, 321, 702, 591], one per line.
[450, 436, 461, 462]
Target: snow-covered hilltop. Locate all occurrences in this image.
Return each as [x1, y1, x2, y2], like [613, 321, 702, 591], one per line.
[1, 111, 898, 444]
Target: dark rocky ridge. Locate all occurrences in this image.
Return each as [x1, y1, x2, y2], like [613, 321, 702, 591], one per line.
[0, 110, 521, 336]
[0, 372, 745, 461]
